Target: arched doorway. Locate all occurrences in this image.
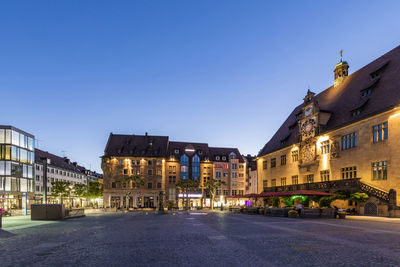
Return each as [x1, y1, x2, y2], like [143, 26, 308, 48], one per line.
[364, 202, 378, 216]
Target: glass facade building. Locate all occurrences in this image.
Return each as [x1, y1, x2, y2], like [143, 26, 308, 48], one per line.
[0, 126, 35, 211]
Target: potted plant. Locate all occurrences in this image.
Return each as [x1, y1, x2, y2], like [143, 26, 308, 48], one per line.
[288, 209, 298, 218]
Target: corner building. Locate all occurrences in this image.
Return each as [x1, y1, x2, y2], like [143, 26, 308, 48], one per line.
[101, 133, 246, 209]
[257, 45, 400, 217]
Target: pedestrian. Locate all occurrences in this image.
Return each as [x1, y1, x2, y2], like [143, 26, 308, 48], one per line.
[295, 203, 303, 217]
[334, 206, 339, 218]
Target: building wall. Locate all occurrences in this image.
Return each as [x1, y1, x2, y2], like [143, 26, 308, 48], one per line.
[257, 107, 400, 206]
[34, 164, 87, 196]
[102, 156, 165, 208]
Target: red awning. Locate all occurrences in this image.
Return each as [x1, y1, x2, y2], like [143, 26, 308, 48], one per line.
[259, 190, 333, 197]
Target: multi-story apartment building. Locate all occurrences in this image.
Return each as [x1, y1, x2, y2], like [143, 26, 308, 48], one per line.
[101, 133, 246, 209]
[0, 126, 35, 211]
[34, 149, 88, 201]
[257, 45, 400, 217]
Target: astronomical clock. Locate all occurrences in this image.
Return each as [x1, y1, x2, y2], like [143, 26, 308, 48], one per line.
[299, 90, 319, 165]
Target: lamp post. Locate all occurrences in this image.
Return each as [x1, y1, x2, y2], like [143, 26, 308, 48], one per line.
[40, 157, 49, 204]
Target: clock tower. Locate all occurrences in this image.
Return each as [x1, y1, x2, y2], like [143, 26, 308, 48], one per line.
[298, 89, 319, 166]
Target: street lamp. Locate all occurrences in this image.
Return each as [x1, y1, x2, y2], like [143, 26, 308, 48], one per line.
[40, 157, 50, 204]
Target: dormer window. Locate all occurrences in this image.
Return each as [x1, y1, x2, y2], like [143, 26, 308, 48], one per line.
[216, 156, 220, 160]
[351, 109, 361, 117]
[198, 150, 203, 155]
[361, 88, 372, 97]
[174, 149, 180, 154]
[222, 156, 226, 161]
[117, 149, 121, 154]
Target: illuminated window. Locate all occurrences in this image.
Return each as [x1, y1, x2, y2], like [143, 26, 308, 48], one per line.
[341, 166, 357, 179]
[372, 161, 387, 181]
[292, 151, 298, 162]
[192, 154, 200, 180]
[373, 122, 388, 142]
[321, 140, 330, 154]
[232, 190, 237, 195]
[281, 155, 286, 166]
[342, 132, 357, 150]
[271, 158, 276, 168]
[263, 180, 268, 189]
[180, 154, 189, 180]
[305, 174, 314, 183]
[320, 170, 330, 181]
[263, 160, 268, 169]
[292, 175, 298, 185]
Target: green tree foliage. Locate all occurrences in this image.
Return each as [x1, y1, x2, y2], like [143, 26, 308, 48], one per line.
[272, 197, 280, 207]
[334, 190, 352, 200]
[203, 178, 226, 210]
[282, 197, 293, 207]
[86, 181, 103, 199]
[175, 179, 199, 210]
[115, 175, 145, 208]
[318, 196, 335, 208]
[51, 180, 71, 204]
[350, 192, 369, 203]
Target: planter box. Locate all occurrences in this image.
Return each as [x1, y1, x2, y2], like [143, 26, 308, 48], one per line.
[31, 204, 65, 220]
[321, 208, 334, 218]
[300, 208, 321, 218]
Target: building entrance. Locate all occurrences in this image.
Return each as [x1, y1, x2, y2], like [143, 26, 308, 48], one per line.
[144, 197, 154, 208]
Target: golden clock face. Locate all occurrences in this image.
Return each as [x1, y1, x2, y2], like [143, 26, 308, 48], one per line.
[301, 118, 316, 138]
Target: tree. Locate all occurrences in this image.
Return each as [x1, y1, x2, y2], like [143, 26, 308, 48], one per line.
[86, 181, 103, 199]
[203, 178, 226, 210]
[115, 175, 145, 208]
[73, 184, 87, 207]
[176, 179, 199, 210]
[350, 192, 369, 203]
[51, 180, 71, 205]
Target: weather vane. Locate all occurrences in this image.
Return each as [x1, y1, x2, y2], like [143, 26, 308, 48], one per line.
[340, 49, 343, 62]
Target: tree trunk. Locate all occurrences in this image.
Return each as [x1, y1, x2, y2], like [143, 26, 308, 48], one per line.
[210, 193, 214, 210]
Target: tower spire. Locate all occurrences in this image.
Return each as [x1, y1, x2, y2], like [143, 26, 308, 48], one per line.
[340, 49, 343, 62]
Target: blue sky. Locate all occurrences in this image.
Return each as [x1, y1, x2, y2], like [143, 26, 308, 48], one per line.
[1, 1, 399, 173]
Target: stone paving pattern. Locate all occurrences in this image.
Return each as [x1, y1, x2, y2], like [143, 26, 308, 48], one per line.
[1, 212, 400, 266]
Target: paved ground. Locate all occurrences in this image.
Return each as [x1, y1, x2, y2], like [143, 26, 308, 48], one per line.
[1, 212, 400, 267]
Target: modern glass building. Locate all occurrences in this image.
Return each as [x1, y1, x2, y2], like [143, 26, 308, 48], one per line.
[0, 126, 35, 211]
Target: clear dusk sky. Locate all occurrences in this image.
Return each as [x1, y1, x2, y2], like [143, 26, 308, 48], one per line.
[1, 1, 400, 173]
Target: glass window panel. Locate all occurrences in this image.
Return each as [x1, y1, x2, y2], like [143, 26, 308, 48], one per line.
[5, 130, 11, 143]
[19, 134, 26, 148]
[5, 177, 11, 191]
[0, 161, 4, 175]
[20, 178, 27, 192]
[11, 146, 19, 161]
[28, 137, 34, 151]
[5, 161, 11, 175]
[12, 131, 19, 146]
[28, 165, 33, 178]
[0, 129, 4, 143]
[20, 149, 28, 163]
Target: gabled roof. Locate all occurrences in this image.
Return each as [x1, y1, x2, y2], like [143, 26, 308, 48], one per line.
[258, 45, 400, 157]
[209, 147, 245, 163]
[35, 149, 87, 173]
[167, 141, 211, 160]
[103, 133, 169, 158]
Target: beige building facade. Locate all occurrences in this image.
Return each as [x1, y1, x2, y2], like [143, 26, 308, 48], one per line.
[257, 46, 400, 216]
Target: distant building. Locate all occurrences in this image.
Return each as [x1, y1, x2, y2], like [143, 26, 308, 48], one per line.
[0, 126, 35, 211]
[244, 155, 257, 194]
[257, 46, 400, 217]
[101, 133, 246, 209]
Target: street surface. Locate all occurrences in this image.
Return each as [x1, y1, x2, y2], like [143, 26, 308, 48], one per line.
[1, 211, 400, 266]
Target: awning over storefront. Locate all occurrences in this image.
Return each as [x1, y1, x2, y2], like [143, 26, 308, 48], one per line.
[260, 190, 333, 197]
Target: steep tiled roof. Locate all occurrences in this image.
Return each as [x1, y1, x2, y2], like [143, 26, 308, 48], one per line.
[259, 45, 400, 157]
[167, 141, 211, 160]
[103, 133, 169, 158]
[209, 147, 245, 163]
[35, 149, 87, 173]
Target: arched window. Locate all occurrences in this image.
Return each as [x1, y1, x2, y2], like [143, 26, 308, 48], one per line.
[180, 154, 189, 180]
[192, 154, 200, 180]
[229, 152, 237, 160]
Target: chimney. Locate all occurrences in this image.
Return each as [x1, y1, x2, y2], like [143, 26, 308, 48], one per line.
[145, 132, 148, 136]
[64, 157, 70, 164]
[72, 162, 77, 167]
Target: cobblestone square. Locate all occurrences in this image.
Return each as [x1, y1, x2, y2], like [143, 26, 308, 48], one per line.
[1, 212, 400, 266]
